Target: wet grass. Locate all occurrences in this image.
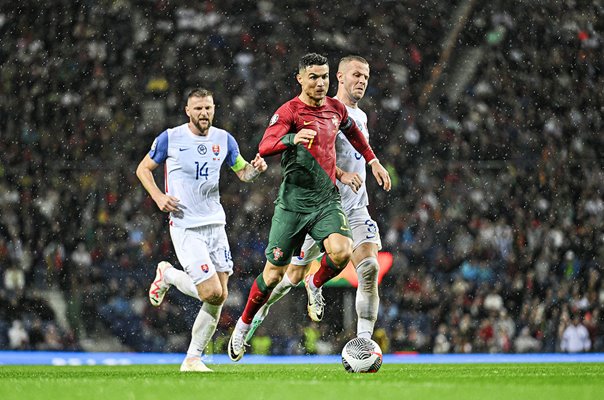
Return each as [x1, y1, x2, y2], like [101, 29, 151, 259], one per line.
[0, 363, 602, 400]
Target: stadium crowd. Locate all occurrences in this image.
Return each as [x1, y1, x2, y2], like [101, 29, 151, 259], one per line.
[0, 0, 602, 355]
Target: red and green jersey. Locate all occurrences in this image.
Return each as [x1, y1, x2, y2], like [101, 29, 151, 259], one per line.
[259, 96, 376, 213]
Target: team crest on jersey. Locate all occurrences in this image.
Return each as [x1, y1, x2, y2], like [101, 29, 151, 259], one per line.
[197, 144, 207, 155]
[269, 114, 279, 126]
[212, 144, 220, 156]
[200, 264, 209, 273]
[272, 247, 283, 261]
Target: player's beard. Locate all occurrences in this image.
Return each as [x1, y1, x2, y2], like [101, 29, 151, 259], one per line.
[194, 117, 211, 135]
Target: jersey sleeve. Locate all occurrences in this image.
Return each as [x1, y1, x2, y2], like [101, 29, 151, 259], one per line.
[226, 133, 247, 172]
[338, 104, 376, 163]
[258, 103, 297, 157]
[149, 130, 168, 164]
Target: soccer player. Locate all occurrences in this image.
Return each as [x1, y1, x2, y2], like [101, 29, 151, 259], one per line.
[227, 53, 390, 361]
[244, 55, 383, 344]
[136, 88, 267, 372]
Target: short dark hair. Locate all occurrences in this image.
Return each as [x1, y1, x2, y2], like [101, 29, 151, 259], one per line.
[298, 53, 328, 73]
[338, 55, 369, 70]
[187, 88, 213, 99]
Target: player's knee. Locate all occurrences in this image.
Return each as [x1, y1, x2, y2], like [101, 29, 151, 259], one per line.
[264, 266, 285, 288]
[198, 286, 225, 305]
[218, 287, 228, 304]
[357, 257, 379, 290]
[330, 245, 352, 268]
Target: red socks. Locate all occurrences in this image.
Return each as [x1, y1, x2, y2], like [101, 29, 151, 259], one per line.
[312, 253, 344, 288]
[241, 275, 272, 324]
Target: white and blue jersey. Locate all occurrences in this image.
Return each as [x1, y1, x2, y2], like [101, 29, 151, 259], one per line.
[148, 123, 245, 228]
[334, 101, 370, 213]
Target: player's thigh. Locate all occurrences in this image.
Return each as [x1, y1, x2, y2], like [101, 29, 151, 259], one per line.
[169, 225, 218, 286]
[206, 225, 234, 277]
[216, 271, 230, 299]
[265, 206, 309, 266]
[195, 272, 223, 301]
[348, 207, 382, 249]
[308, 202, 353, 250]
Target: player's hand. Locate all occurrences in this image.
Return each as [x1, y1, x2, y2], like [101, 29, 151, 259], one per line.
[154, 193, 181, 213]
[294, 128, 316, 146]
[251, 153, 267, 173]
[371, 160, 391, 192]
[339, 171, 363, 194]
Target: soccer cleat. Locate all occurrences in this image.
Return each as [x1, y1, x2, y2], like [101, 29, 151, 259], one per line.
[149, 261, 172, 306]
[245, 304, 271, 343]
[228, 319, 250, 362]
[180, 357, 213, 372]
[304, 274, 324, 322]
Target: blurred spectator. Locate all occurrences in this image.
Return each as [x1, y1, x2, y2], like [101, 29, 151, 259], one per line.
[0, 0, 601, 355]
[560, 315, 592, 353]
[514, 327, 542, 353]
[8, 320, 29, 349]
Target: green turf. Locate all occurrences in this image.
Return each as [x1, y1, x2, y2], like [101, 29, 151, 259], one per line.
[1, 363, 603, 400]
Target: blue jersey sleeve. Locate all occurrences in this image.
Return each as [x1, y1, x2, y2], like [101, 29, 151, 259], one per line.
[225, 133, 241, 168]
[149, 130, 168, 164]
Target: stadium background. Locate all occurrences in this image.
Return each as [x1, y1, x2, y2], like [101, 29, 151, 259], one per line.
[0, 0, 602, 357]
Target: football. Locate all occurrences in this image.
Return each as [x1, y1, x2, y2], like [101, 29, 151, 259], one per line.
[341, 337, 383, 373]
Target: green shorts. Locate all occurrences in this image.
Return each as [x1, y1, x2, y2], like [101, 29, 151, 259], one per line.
[265, 202, 352, 266]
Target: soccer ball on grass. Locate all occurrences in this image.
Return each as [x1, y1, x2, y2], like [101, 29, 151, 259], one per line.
[341, 337, 383, 373]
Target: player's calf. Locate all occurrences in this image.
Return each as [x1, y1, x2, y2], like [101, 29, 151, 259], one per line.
[355, 257, 380, 338]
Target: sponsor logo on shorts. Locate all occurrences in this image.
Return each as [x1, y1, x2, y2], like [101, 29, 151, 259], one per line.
[272, 247, 283, 261]
[200, 264, 209, 273]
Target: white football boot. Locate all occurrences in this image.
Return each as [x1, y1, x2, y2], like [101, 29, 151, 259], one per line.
[180, 357, 213, 372]
[228, 318, 250, 362]
[304, 274, 324, 322]
[149, 261, 172, 306]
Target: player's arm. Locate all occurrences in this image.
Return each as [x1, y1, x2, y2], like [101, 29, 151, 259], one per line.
[136, 155, 181, 213]
[233, 153, 267, 182]
[259, 104, 315, 156]
[339, 116, 391, 191]
[227, 133, 267, 182]
[336, 166, 363, 194]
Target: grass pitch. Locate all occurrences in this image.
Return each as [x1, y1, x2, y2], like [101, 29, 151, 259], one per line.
[1, 363, 602, 400]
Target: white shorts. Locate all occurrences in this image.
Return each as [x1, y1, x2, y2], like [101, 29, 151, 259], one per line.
[291, 206, 382, 266]
[169, 224, 233, 285]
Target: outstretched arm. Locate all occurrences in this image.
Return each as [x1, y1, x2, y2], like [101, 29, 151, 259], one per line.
[235, 153, 268, 182]
[136, 155, 181, 212]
